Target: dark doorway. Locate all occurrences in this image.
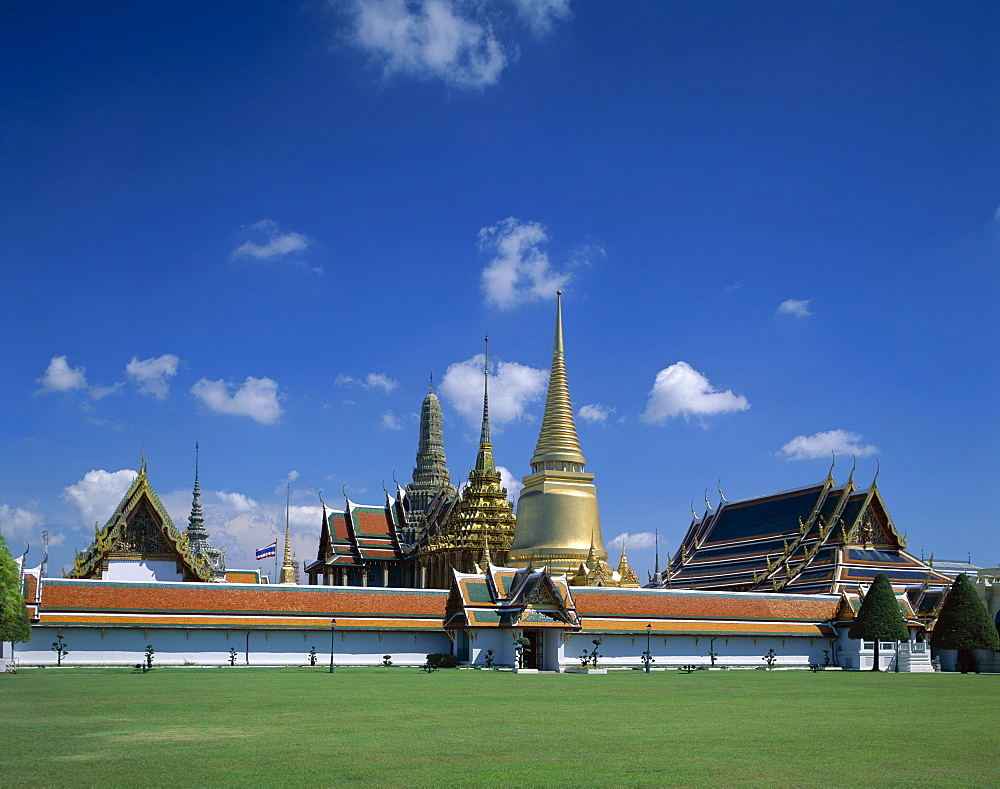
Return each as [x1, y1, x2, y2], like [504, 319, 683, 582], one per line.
[524, 629, 541, 669]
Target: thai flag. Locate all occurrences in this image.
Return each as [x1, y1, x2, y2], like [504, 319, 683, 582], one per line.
[255, 541, 277, 560]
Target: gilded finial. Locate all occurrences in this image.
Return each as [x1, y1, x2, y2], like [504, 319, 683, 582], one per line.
[826, 451, 836, 482]
[873, 458, 880, 484]
[428, 374, 434, 394]
[718, 480, 727, 504]
[704, 490, 713, 512]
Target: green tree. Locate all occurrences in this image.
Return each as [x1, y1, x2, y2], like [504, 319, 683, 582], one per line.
[0, 532, 32, 650]
[848, 572, 909, 671]
[930, 573, 1000, 673]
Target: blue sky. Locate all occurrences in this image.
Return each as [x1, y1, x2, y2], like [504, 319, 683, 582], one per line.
[2, 1, 997, 579]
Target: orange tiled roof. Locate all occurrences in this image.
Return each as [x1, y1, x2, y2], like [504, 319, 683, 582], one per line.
[572, 588, 841, 622]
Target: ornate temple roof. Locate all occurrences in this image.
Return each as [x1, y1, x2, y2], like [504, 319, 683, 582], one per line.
[444, 564, 580, 629]
[665, 467, 953, 618]
[67, 457, 214, 582]
[306, 495, 407, 573]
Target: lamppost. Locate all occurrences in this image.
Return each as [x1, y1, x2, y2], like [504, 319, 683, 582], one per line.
[329, 618, 337, 673]
[645, 623, 652, 673]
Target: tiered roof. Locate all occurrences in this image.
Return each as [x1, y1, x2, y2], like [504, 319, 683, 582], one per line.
[307, 495, 407, 573]
[665, 468, 952, 622]
[444, 564, 579, 629]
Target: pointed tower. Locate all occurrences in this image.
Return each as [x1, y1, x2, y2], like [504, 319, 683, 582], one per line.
[402, 377, 456, 544]
[509, 292, 606, 573]
[184, 443, 226, 581]
[415, 337, 517, 587]
[186, 442, 208, 545]
[278, 484, 297, 585]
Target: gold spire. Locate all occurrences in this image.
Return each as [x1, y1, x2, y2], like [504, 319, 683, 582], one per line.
[509, 292, 606, 573]
[530, 292, 585, 471]
[616, 538, 640, 588]
[278, 483, 297, 585]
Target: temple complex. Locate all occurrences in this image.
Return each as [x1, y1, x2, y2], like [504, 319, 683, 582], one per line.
[9, 295, 994, 673]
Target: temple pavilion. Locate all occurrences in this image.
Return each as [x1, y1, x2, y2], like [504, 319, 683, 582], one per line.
[662, 462, 954, 629]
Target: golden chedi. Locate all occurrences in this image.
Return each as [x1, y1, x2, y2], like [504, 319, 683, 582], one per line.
[508, 292, 607, 574]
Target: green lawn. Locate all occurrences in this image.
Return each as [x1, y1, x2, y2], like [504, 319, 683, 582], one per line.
[2, 667, 996, 787]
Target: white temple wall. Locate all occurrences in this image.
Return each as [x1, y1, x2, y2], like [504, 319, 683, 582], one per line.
[12, 626, 451, 667]
[102, 560, 183, 582]
[560, 633, 834, 670]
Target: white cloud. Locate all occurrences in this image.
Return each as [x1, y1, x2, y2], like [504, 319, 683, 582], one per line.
[777, 298, 812, 318]
[778, 430, 879, 461]
[336, 372, 400, 393]
[606, 531, 657, 551]
[232, 219, 311, 261]
[0, 503, 46, 544]
[162, 487, 323, 571]
[62, 469, 138, 529]
[348, 0, 509, 89]
[497, 465, 523, 502]
[642, 362, 750, 423]
[37, 355, 87, 393]
[286, 470, 300, 483]
[511, 0, 571, 36]
[215, 491, 259, 512]
[89, 382, 124, 400]
[126, 354, 180, 399]
[381, 410, 403, 430]
[440, 353, 547, 429]
[578, 403, 613, 423]
[191, 376, 284, 424]
[479, 217, 572, 309]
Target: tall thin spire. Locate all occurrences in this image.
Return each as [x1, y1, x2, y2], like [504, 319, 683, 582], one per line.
[530, 291, 585, 471]
[279, 482, 297, 584]
[187, 442, 207, 541]
[509, 292, 606, 574]
[475, 335, 495, 474]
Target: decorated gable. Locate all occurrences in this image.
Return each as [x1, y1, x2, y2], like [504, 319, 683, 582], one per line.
[68, 464, 212, 582]
[444, 564, 580, 630]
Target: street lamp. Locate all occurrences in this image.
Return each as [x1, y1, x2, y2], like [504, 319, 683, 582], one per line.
[645, 623, 652, 673]
[329, 618, 337, 673]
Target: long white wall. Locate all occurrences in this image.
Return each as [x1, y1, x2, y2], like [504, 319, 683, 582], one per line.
[13, 626, 451, 667]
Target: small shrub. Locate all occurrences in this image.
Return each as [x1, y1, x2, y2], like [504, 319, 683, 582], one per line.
[823, 649, 831, 666]
[51, 633, 69, 666]
[762, 648, 777, 669]
[484, 649, 495, 669]
[381, 655, 393, 667]
[144, 644, 155, 670]
[513, 636, 531, 669]
[308, 646, 318, 666]
[228, 647, 238, 666]
[426, 653, 458, 668]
